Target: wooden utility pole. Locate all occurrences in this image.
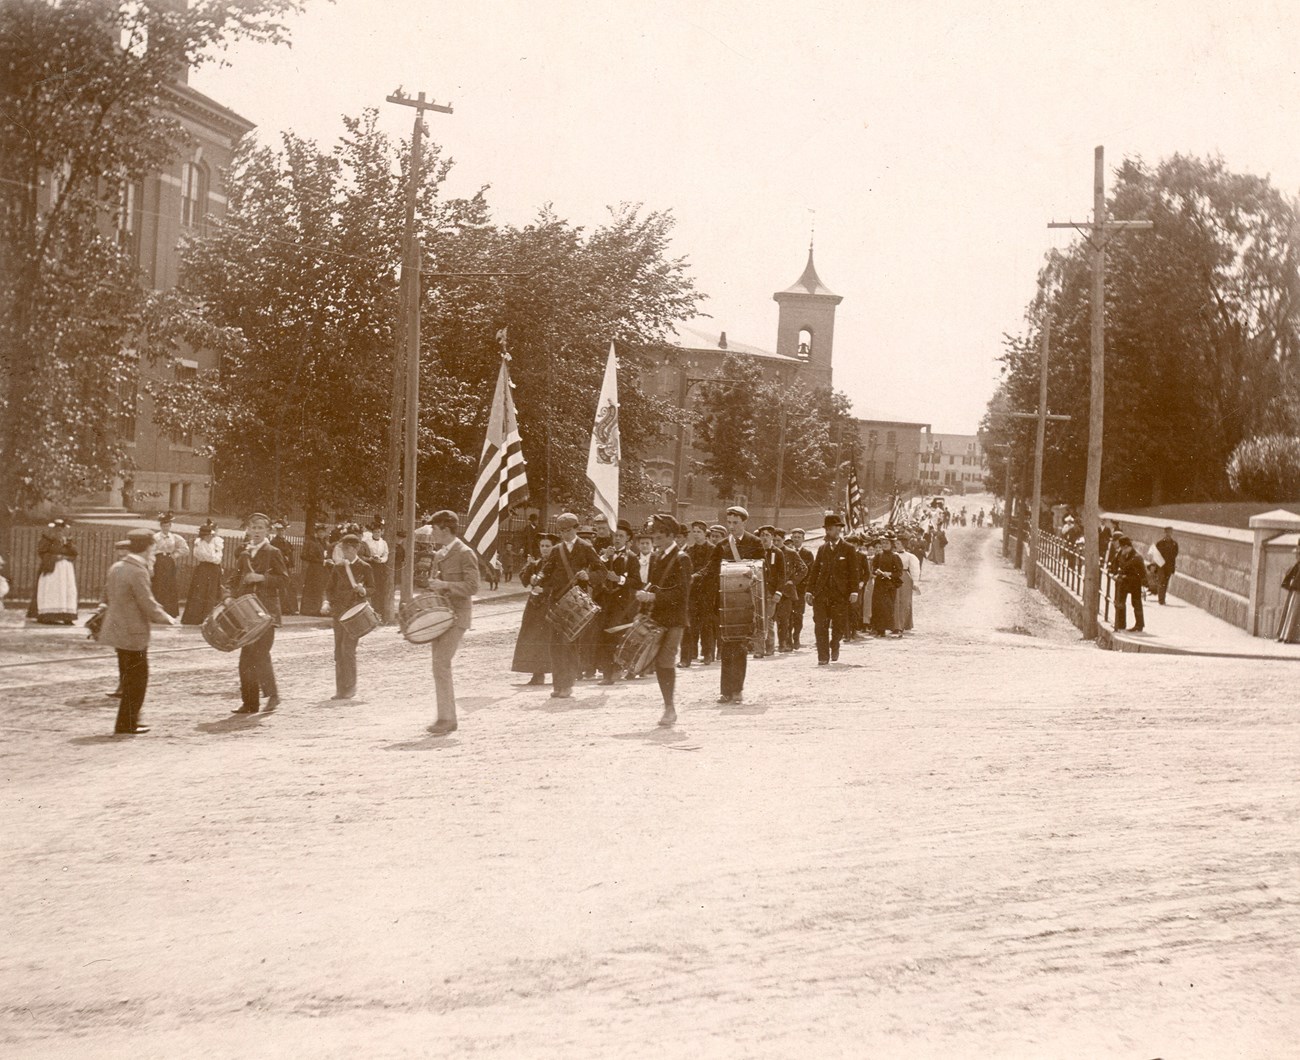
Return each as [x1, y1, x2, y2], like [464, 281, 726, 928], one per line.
[385, 89, 452, 607]
[1048, 146, 1152, 637]
[1027, 316, 1051, 590]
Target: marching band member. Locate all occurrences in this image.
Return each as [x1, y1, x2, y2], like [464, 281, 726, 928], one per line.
[151, 512, 184, 617]
[787, 528, 815, 650]
[680, 520, 714, 668]
[537, 512, 608, 700]
[756, 526, 786, 658]
[181, 520, 224, 625]
[636, 513, 692, 727]
[711, 505, 763, 704]
[226, 512, 289, 714]
[424, 510, 479, 734]
[596, 520, 641, 684]
[325, 533, 374, 701]
[806, 513, 860, 665]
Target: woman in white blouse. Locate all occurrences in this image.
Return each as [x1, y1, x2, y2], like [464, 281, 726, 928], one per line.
[181, 521, 225, 625]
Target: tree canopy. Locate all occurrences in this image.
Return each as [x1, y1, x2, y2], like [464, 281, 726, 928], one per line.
[0, 0, 301, 520]
[984, 154, 1300, 510]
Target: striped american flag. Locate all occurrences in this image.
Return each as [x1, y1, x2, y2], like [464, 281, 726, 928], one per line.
[846, 463, 865, 529]
[464, 339, 528, 562]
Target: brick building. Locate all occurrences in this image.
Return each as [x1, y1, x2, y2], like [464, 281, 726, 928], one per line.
[84, 72, 253, 515]
[636, 248, 845, 524]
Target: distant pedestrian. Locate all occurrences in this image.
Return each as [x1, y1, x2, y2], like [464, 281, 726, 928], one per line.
[1111, 534, 1146, 633]
[1154, 526, 1179, 605]
[31, 519, 78, 624]
[99, 528, 180, 735]
[181, 520, 224, 625]
[1276, 541, 1300, 643]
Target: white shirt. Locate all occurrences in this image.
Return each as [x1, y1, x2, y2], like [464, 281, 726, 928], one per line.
[898, 549, 921, 584]
[192, 535, 224, 564]
[364, 532, 389, 563]
[638, 552, 652, 584]
[154, 530, 184, 557]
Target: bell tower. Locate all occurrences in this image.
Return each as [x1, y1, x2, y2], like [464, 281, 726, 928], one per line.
[773, 243, 841, 388]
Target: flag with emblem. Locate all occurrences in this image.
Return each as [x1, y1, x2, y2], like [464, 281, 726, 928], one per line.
[586, 341, 620, 531]
[464, 332, 528, 562]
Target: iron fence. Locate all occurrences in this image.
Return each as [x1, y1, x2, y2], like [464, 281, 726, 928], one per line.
[1019, 528, 1116, 624]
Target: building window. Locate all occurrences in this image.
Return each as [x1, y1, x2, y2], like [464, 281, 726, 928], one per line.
[181, 161, 208, 229]
[867, 430, 878, 448]
[117, 178, 142, 263]
[886, 431, 896, 447]
[797, 328, 812, 360]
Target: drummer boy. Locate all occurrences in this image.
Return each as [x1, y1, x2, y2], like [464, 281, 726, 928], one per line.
[325, 533, 375, 700]
[227, 512, 290, 714]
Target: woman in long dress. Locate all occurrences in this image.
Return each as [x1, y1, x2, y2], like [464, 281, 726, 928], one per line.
[181, 521, 224, 625]
[299, 526, 328, 617]
[895, 537, 920, 632]
[34, 519, 78, 624]
[511, 534, 555, 684]
[151, 512, 183, 617]
[1276, 541, 1300, 643]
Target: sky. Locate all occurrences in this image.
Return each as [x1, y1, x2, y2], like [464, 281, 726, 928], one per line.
[192, 0, 1300, 435]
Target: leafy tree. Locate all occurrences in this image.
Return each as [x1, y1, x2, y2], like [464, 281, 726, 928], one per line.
[1226, 435, 1300, 501]
[692, 353, 859, 506]
[986, 154, 1300, 510]
[0, 0, 300, 524]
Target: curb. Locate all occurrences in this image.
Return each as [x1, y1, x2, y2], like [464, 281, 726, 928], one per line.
[1099, 625, 1300, 662]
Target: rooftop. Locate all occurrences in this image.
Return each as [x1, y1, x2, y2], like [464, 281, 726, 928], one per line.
[775, 247, 840, 300]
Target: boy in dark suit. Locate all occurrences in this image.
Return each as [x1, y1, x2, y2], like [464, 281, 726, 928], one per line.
[637, 513, 692, 727]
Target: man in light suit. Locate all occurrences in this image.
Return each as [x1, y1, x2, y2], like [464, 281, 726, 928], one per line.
[99, 528, 180, 735]
[425, 510, 480, 735]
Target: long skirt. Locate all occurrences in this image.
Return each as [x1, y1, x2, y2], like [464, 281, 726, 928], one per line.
[36, 558, 78, 623]
[152, 553, 179, 616]
[181, 562, 223, 625]
[894, 570, 914, 631]
[511, 595, 552, 675]
[300, 563, 326, 617]
[928, 538, 945, 564]
[1276, 589, 1300, 643]
[870, 581, 897, 633]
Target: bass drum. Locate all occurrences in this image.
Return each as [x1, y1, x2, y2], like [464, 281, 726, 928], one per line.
[718, 560, 764, 644]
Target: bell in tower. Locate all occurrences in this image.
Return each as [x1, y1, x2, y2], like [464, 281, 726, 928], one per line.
[773, 243, 842, 388]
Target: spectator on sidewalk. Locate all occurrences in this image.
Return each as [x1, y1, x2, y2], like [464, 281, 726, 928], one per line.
[1276, 540, 1300, 643]
[1111, 534, 1146, 633]
[1154, 527, 1179, 605]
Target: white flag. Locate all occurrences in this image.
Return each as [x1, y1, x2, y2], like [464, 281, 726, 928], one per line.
[587, 341, 620, 531]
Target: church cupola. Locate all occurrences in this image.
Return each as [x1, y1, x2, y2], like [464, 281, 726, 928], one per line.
[773, 243, 841, 387]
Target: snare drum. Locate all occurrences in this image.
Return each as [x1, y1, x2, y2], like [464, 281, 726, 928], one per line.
[718, 560, 765, 644]
[339, 601, 380, 639]
[398, 592, 454, 644]
[547, 584, 600, 642]
[201, 594, 273, 652]
[615, 613, 665, 675]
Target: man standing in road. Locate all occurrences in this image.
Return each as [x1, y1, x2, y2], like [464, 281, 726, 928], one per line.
[425, 510, 480, 734]
[1155, 526, 1179, 605]
[100, 528, 180, 734]
[636, 513, 691, 727]
[806, 513, 859, 664]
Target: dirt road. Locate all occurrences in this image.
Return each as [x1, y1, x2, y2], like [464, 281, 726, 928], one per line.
[3, 524, 1297, 1057]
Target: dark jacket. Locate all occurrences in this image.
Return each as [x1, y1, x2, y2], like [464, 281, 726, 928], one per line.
[781, 545, 808, 596]
[761, 547, 786, 599]
[647, 542, 692, 628]
[325, 558, 375, 614]
[1155, 536, 1179, 571]
[808, 539, 860, 602]
[1114, 545, 1147, 590]
[871, 549, 904, 588]
[537, 537, 608, 602]
[598, 545, 642, 623]
[227, 541, 289, 623]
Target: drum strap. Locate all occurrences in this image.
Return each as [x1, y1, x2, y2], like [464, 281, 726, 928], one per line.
[730, 537, 741, 562]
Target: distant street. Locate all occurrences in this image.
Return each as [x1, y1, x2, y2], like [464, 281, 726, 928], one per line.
[2, 523, 1297, 1058]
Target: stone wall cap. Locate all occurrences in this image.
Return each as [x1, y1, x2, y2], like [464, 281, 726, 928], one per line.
[1247, 509, 1300, 530]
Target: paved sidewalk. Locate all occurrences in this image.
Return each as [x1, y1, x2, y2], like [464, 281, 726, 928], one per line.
[1100, 592, 1300, 661]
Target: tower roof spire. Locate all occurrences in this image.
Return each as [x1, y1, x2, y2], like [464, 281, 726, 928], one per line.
[779, 245, 838, 299]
